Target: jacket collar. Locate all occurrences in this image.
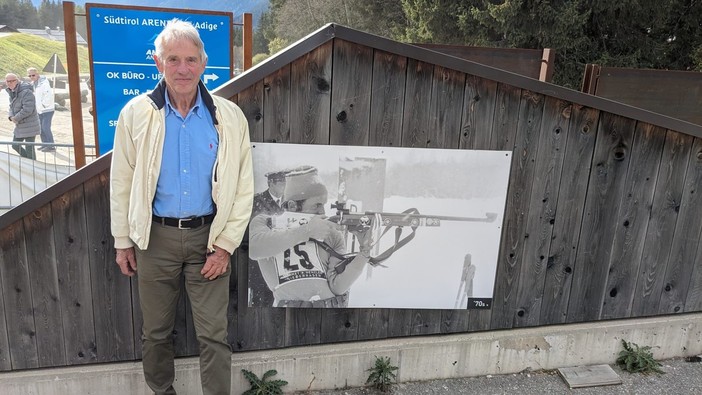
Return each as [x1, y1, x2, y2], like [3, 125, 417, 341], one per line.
[147, 79, 218, 125]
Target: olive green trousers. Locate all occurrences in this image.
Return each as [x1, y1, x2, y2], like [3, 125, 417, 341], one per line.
[135, 222, 232, 395]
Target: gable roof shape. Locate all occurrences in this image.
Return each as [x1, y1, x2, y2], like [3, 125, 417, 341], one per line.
[215, 23, 702, 139]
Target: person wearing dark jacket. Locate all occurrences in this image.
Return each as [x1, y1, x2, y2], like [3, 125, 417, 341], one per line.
[5, 73, 40, 159]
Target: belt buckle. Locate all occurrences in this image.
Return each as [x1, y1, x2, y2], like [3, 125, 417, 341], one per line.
[178, 218, 189, 229]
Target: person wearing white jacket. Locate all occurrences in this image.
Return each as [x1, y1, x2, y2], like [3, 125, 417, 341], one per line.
[27, 68, 55, 151]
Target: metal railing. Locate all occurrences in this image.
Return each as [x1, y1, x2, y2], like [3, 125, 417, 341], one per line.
[0, 141, 97, 212]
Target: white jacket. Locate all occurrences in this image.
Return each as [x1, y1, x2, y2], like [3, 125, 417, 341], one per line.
[33, 76, 54, 114]
[110, 80, 254, 254]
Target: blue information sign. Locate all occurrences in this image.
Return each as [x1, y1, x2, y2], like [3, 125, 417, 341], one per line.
[86, 5, 233, 154]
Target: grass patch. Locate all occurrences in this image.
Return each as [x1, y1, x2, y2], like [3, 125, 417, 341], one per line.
[0, 33, 90, 77]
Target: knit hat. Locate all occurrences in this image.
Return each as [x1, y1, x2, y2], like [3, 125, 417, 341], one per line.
[283, 165, 327, 201]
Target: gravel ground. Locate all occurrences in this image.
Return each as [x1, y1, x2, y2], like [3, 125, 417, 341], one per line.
[296, 357, 702, 395]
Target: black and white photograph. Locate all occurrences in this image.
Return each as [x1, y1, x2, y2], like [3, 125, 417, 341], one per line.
[247, 143, 511, 309]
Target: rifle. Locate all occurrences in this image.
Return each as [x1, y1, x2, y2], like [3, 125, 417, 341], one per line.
[328, 201, 497, 230]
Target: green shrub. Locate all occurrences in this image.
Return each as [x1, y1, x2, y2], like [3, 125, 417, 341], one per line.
[616, 339, 664, 374]
[366, 355, 398, 392]
[241, 369, 288, 395]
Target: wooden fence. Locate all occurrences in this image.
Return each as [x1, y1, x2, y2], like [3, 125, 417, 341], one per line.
[1, 24, 702, 371]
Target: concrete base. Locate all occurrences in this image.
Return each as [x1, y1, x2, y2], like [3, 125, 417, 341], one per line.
[1, 314, 701, 394]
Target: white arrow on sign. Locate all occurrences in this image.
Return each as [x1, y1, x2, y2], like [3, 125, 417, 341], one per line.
[203, 73, 219, 84]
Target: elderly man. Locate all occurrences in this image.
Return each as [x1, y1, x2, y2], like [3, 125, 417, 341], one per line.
[27, 67, 56, 151]
[5, 73, 40, 159]
[110, 19, 253, 395]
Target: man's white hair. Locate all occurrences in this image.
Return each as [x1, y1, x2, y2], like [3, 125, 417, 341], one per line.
[154, 18, 208, 63]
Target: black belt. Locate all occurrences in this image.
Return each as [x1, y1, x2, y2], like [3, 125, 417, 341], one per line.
[152, 213, 215, 229]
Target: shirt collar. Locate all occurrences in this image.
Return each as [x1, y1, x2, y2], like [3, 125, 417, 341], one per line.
[164, 85, 205, 118]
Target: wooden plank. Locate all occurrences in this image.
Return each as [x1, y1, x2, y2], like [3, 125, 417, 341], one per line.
[235, 249, 285, 351]
[356, 309, 389, 340]
[330, 39, 373, 146]
[426, 65, 465, 148]
[460, 75, 498, 150]
[539, 105, 599, 324]
[387, 309, 413, 337]
[601, 123, 666, 319]
[632, 131, 693, 315]
[463, 75, 499, 331]
[237, 81, 264, 143]
[285, 308, 321, 347]
[0, 221, 38, 369]
[0, 252, 9, 370]
[513, 97, 570, 328]
[566, 113, 636, 322]
[263, 65, 291, 143]
[131, 278, 143, 359]
[289, 41, 333, 144]
[84, 172, 135, 362]
[401, 58, 434, 148]
[51, 186, 97, 364]
[658, 137, 702, 314]
[320, 309, 359, 343]
[410, 310, 441, 335]
[490, 86, 541, 330]
[23, 204, 65, 367]
[369, 49, 407, 147]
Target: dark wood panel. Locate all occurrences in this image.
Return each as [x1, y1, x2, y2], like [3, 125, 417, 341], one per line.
[410, 310, 441, 335]
[490, 87, 541, 330]
[594, 67, 702, 126]
[460, 75, 498, 150]
[131, 277, 143, 359]
[658, 137, 702, 314]
[632, 131, 693, 315]
[235, 249, 285, 351]
[285, 308, 321, 346]
[320, 309, 358, 343]
[237, 81, 264, 143]
[463, 75, 500, 331]
[513, 97, 570, 327]
[356, 309, 389, 340]
[84, 173, 135, 362]
[386, 309, 413, 337]
[427, 65, 465, 148]
[23, 204, 65, 367]
[330, 39, 373, 146]
[263, 65, 291, 142]
[601, 123, 666, 319]
[0, 221, 38, 369]
[566, 113, 637, 322]
[539, 105, 599, 324]
[0, 234, 9, 370]
[290, 41, 333, 144]
[414, 44, 545, 80]
[369, 49, 407, 147]
[51, 187, 97, 364]
[401, 59, 434, 148]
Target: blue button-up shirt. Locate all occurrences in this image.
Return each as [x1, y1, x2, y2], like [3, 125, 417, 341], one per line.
[152, 88, 218, 218]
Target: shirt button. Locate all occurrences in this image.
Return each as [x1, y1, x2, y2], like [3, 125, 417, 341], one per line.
[183, 191, 188, 195]
[183, 169, 187, 173]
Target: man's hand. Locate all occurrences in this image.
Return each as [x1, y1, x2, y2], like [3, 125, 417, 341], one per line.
[202, 245, 231, 280]
[306, 215, 340, 241]
[116, 247, 137, 276]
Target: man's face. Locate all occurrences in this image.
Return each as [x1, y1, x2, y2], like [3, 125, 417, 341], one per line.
[268, 179, 286, 198]
[28, 71, 38, 83]
[300, 194, 327, 215]
[4, 76, 19, 91]
[154, 38, 206, 99]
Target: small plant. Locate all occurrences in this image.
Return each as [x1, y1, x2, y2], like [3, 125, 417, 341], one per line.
[241, 369, 288, 395]
[616, 339, 664, 374]
[366, 355, 398, 392]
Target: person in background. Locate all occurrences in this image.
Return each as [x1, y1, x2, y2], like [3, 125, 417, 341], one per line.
[27, 67, 56, 152]
[5, 73, 40, 160]
[252, 170, 288, 217]
[110, 19, 253, 395]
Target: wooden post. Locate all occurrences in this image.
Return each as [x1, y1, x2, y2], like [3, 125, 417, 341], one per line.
[539, 48, 555, 82]
[62, 1, 86, 169]
[243, 13, 253, 70]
